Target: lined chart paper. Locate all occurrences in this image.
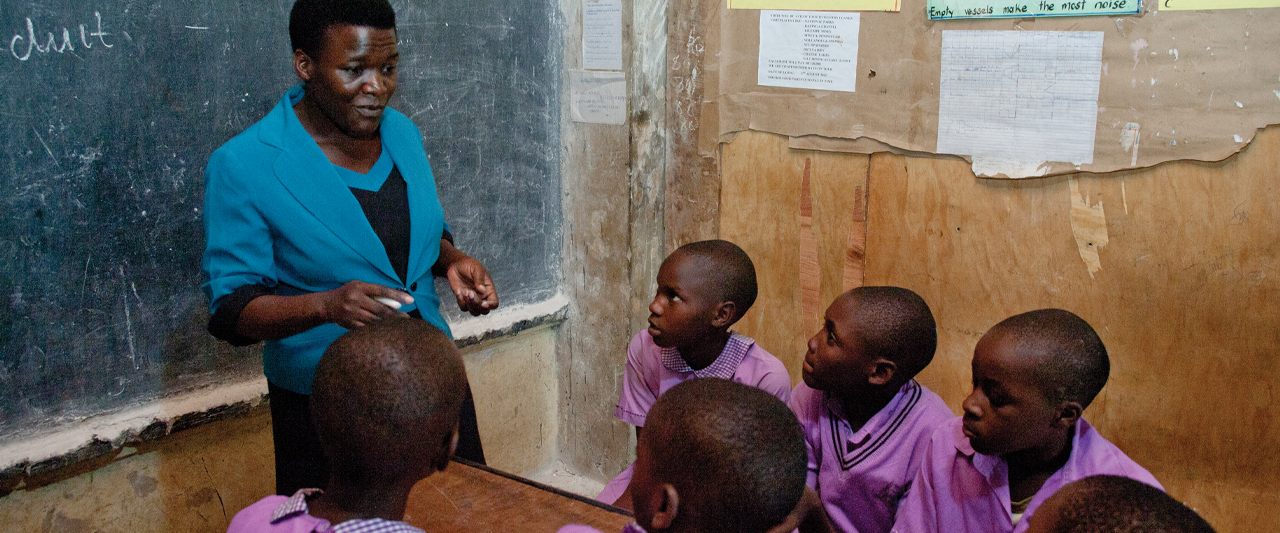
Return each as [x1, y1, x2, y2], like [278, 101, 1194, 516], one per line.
[936, 31, 1104, 165]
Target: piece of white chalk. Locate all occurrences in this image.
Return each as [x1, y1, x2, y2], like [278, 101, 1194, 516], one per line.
[374, 297, 402, 310]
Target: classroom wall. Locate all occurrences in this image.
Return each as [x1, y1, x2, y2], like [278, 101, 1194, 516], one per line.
[0, 326, 563, 532]
[554, 0, 670, 484]
[718, 128, 1280, 533]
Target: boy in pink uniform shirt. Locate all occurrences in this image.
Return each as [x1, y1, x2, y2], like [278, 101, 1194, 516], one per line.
[787, 287, 953, 533]
[891, 309, 1162, 533]
[1024, 475, 1216, 533]
[563, 378, 809, 533]
[598, 240, 792, 509]
[227, 318, 466, 533]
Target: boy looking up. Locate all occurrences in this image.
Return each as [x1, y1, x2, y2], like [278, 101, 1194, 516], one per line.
[227, 318, 465, 532]
[598, 240, 792, 508]
[563, 378, 809, 533]
[788, 287, 953, 533]
[892, 309, 1161, 533]
[1024, 475, 1216, 533]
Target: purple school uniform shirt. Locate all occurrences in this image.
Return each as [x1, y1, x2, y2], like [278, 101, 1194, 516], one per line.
[597, 330, 792, 503]
[226, 489, 425, 533]
[556, 524, 648, 533]
[788, 380, 952, 533]
[891, 417, 1162, 533]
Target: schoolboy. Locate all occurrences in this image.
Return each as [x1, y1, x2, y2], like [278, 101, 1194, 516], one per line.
[1024, 475, 1216, 533]
[562, 378, 809, 533]
[787, 287, 953, 533]
[226, 318, 465, 533]
[597, 240, 792, 507]
[892, 309, 1162, 533]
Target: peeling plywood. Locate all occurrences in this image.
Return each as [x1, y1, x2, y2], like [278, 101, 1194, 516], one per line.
[707, 0, 1280, 177]
[1068, 176, 1110, 278]
[862, 127, 1280, 533]
[720, 131, 871, 380]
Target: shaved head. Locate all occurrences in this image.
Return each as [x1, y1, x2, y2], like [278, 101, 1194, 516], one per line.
[986, 309, 1109, 408]
[311, 318, 466, 485]
[1029, 475, 1215, 533]
[672, 240, 758, 322]
[641, 378, 807, 533]
[842, 286, 937, 381]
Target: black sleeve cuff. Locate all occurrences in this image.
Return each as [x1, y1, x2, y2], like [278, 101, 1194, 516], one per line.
[441, 228, 455, 246]
[208, 284, 273, 346]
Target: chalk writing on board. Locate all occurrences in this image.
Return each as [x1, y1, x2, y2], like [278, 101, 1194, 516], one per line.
[757, 11, 860, 93]
[927, 0, 1138, 19]
[936, 31, 1104, 165]
[9, 12, 113, 61]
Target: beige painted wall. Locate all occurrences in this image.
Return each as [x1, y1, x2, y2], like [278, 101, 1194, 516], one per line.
[0, 326, 562, 533]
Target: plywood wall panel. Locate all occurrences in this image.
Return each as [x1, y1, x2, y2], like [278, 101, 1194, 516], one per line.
[720, 131, 870, 381]
[863, 130, 1280, 533]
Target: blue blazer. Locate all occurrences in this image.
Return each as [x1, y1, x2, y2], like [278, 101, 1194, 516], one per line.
[202, 86, 451, 394]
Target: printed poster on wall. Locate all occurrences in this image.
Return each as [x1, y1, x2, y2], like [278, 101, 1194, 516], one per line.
[730, 0, 898, 10]
[927, 0, 1138, 19]
[757, 11, 860, 93]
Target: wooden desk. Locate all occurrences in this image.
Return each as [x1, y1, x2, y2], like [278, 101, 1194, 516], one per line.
[404, 459, 633, 532]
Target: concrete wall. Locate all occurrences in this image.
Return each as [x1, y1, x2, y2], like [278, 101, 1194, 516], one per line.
[553, 0, 666, 484]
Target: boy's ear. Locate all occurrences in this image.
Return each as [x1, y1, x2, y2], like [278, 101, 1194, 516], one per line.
[710, 301, 737, 328]
[867, 358, 898, 386]
[293, 49, 313, 82]
[433, 429, 459, 473]
[647, 484, 680, 531]
[1055, 401, 1084, 429]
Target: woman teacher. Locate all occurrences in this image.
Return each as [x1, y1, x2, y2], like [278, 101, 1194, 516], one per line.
[201, 0, 497, 495]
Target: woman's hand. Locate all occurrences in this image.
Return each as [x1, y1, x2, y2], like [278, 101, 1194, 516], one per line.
[320, 280, 413, 329]
[434, 239, 499, 316]
[236, 281, 411, 340]
[446, 257, 498, 316]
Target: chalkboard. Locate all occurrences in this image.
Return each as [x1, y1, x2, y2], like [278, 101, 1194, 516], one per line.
[0, 0, 562, 440]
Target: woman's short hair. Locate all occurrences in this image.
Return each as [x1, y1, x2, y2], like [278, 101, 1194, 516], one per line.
[289, 0, 396, 58]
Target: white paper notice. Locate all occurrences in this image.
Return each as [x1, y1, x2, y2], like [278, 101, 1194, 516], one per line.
[758, 11, 860, 93]
[937, 31, 1104, 167]
[583, 0, 623, 70]
[570, 70, 627, 125]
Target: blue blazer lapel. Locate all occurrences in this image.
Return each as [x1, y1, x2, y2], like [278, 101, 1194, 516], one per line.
[382, 112, 445, 284]
[264, 90, 402, 284]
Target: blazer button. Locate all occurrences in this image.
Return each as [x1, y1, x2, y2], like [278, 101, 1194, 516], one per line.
[410, 282, 418, 291]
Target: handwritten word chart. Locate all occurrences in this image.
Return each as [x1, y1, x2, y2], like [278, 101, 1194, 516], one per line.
[758, 11, 860, 93]
[936, 31, 1104, 165]
[927, 0, 1138, 19]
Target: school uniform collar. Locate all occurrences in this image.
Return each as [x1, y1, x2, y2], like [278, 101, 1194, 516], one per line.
[622, 523, 649, 533]
[659, 332, 754, 379]
[959, 418, 1090, 499]
[826, 380, 923, 467]
[270, 488, 426, 533]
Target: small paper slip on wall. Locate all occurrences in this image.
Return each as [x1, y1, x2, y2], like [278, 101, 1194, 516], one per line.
[729, 0, 898, 11]
[1160, 0, 1280, 9]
